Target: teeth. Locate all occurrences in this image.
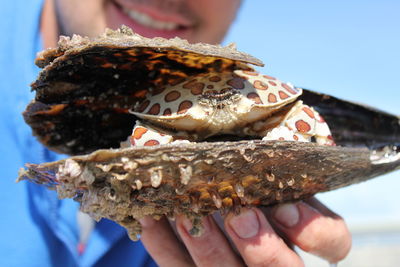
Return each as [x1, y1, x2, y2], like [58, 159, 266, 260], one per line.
[122, 7, 179, 31]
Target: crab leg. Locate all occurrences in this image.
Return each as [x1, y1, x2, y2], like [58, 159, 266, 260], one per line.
[262, 101, 335, 146]
[128, 121, 191, 147]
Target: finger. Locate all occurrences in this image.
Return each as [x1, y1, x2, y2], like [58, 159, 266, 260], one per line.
[176, 215, 244, 267]
[225, 208, 304, 267]
[269, 199, 352, 263]
[304, 197, 340, 217]
[139, 216, 194, 267]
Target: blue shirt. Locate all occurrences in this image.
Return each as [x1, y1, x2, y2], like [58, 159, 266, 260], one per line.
[0, 1, 156, 266]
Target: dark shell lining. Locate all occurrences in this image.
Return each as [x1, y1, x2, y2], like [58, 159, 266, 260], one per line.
[27, 27, 263, 155]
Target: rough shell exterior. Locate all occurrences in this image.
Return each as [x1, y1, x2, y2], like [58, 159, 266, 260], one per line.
[19, 140, 400, 240]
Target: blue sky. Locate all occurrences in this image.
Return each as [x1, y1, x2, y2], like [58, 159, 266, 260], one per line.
[225, 0, 400, 227]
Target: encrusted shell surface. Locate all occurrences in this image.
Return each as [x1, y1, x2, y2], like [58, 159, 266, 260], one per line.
[19, 140, 400, 240]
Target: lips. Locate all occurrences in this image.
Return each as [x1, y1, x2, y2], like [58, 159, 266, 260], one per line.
[122, 8, 180, 31]
[107, 0, 195, 39]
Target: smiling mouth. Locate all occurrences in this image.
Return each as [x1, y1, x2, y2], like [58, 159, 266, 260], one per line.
[121, 7, 181, 31]
[112, 0, 192, 32]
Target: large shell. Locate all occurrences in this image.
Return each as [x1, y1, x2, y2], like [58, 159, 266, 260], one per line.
[26, 26, 261, 155]
[20, 27, 400, 240]
[19, 140, 400, 239]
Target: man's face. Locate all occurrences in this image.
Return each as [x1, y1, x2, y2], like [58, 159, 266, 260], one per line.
[55, 0, 241, 44]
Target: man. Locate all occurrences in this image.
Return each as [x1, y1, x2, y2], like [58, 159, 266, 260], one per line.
[0, 0, 351, 266]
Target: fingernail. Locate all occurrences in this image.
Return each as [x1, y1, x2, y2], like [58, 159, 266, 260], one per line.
[180, 216, 209, 237]
[139, 216, 156, 228]
[273, 203, 300, 228]
[181, 216, 194, 232]
[228, 209, 260, 239]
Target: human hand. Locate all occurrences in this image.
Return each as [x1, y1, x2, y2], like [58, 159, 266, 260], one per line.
[139, 197, 351, 267]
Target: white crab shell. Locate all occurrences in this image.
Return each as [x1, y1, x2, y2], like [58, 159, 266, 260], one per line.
[131, 70, 301, 139]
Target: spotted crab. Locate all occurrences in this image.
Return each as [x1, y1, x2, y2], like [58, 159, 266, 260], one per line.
[128, 70, 335, 147]
[19, 27, 400, 240]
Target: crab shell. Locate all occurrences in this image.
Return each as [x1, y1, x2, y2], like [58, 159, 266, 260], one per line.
[131, 70, 302, 137]
[20, 27, 400, 240]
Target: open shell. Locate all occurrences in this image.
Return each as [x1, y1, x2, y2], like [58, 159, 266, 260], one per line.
[19, 27, 400, 240]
